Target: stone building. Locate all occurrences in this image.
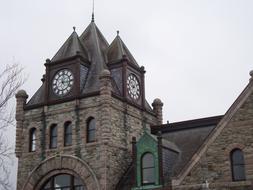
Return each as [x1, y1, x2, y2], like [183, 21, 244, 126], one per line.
[15, 16, 253, 190]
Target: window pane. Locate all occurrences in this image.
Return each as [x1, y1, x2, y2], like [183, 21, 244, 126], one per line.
[142, 153, 154, 168]
[32, 139, 36, 151]
[142, 168, 155, 184]
[54, 174, 71, 187]
[65, 124, 72, 134]
[65, 134, 72, 146]
[88, 130, 95, 142]
[87, 118, 96, 143]
[231, 149, 246, 181]
[51, 137, 57, 148]
[233, 165, 246, 181]
[89, 119, 95, 130]
[142, 153, 155, 185]
[30, 128, 36, 152]
[41, 174, 86, 190]
[64, 123, 72, 146]
[52, 126, 57, 136]
[50, 125, 57, 148]
[32, 130, 36, 140]
[232, 150, 244, 165]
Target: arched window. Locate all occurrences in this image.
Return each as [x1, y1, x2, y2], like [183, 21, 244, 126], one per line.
[87, 118, 96, 143]
[41, 174, 86, 190]
[50, 124, 57, 149]
[142, 153, 155, 185]
[29, 128, 36, 152]
[230, 149, 246, 181]
[64, 121, 72, 146]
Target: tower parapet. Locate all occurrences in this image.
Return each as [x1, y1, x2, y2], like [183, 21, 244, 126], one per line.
[15, 90, 28, 157]
[152, 98, 163, 125]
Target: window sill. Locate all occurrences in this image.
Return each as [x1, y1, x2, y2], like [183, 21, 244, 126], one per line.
[25, 151, 38, 155]
[85, 141, 99, 147]
[62, 146, 74, 151]
[132, 185, 162, 190]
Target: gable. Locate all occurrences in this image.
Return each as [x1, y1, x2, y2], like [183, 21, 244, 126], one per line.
[173, 80, 253, 188]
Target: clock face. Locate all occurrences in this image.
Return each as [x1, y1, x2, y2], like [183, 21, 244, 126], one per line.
[52, 69, 74, 96]
[127, 74, 140, 100]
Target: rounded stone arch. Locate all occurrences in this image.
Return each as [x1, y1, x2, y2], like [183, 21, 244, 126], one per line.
[22, 155, 100, 190]
[224, 143, 245, 156]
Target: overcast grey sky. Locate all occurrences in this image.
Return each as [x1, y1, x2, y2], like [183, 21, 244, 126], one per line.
[1, 0, 253, 121]
[1, 0, 253, 187]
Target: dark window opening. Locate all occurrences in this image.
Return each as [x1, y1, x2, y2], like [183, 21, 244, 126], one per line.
[64, 121, 72, 146]
[142, 153, 155, 185]
[41, 174, 86, 190]
[50, 124, 57, 149]
[87, 118, 96, 143]
[231, 149, 246, 181]
[29, 128, 36, 152]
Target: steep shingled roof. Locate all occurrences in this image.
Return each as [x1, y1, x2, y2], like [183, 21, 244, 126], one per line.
[107, 34, 139, 66]
[27, 83, 45, 106]
[152, 115, 223, 177]
[51, 30, 89, 62]
[79, 21, 109, 93]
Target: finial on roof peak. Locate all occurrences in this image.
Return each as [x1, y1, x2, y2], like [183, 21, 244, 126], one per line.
[117, 30, 120, 36]
[250, 70, 253, 77]
[249, 70, 253, 81]
[73, 26, 76, 32]
[91, 0, 95, 22]
[92, 13, 95, 22]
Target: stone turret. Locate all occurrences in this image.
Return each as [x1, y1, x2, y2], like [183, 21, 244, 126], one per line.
[99, 69, 112, 96]
[99, 69, 112, 141]
[152, 98, 163, 125]
[15, 90, 28, 157]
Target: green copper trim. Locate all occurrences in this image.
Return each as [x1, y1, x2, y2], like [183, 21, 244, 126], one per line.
[135, 131, 160, 188]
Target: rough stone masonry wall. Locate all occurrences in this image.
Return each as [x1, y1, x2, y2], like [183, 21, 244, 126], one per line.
[16, 94, 158, 190]
[173, 92, 253, 190]
[16, 97, 104, 189]
[106, 97, 158, 189]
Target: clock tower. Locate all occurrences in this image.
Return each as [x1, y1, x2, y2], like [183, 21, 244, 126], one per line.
[107, 32, 146, 108]
[15, 18, 163, 190]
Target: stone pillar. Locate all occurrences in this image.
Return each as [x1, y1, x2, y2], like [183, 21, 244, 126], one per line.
[152, 98, 164, 125]
[99, 69, 112, 141]
[99, 69, 112, 190]
[15, 90, 28, 158]
[74, 102, 81, 158]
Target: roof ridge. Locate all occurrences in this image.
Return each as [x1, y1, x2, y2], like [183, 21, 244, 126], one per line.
[152, 115, 224, 131]
[116, 35, 125, 58]
[79, 22, 109, 93]
[90, 22, 107, 70]
[120, 38, 139, 66]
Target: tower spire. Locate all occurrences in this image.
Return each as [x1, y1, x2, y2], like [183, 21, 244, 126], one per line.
[92, 0, 95, 22]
